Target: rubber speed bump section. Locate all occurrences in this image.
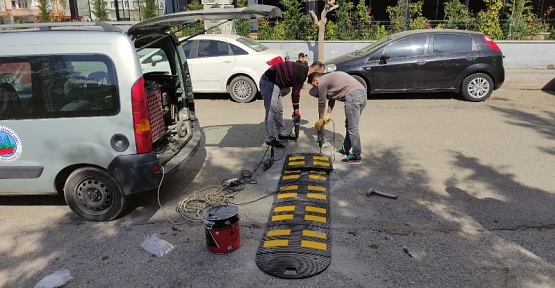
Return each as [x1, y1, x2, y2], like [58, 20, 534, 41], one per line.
[276, 183, 329, 204]
[256, 153, 332, 279]
[267, 202, 330, 228]
[283, 153, 333, 171]
[256, 224, 331, 279]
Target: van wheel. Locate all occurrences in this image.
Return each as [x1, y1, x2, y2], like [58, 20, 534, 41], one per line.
[64, 167, 127, 222]
[461, 73, 493, 102]
[229, 76, 257, 103]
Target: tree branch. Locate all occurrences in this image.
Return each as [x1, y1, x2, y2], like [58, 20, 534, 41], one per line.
[309, 10, 319, 24]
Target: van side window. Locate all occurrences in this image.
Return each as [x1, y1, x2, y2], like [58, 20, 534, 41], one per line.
[0, 54, 119, 119]
[0, 61, 32, 120]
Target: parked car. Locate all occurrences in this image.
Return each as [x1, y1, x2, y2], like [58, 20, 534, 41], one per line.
[324, 29, 505, 102]
[0, 5, 282, 221]
[139, 34, 289, 103]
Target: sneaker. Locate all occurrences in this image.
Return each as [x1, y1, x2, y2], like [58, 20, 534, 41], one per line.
[341, 154, 362, 165]
[336, 146, 349, 155]
[266, 139, 285, 148]
[278, 134, 296, 141]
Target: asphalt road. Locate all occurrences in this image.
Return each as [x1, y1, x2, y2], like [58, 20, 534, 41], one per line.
[2, 88, 555, 288]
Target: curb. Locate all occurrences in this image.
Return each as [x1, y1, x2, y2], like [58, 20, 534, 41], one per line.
[503, 69, 555, 90]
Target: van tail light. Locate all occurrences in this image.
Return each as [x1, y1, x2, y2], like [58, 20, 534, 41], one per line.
[483, 35, 501, 51]
[131, 77, 153, 154]
[266, 56, 284, 66]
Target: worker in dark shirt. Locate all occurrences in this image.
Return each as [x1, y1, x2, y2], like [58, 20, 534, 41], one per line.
[260, 60, 325, 148]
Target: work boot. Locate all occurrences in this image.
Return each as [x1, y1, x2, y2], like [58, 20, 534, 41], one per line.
[341, 154, 362, 165]
[278, 133, 296, 141]
[266, 139, 285, 148]
[337, 146, 349, 156]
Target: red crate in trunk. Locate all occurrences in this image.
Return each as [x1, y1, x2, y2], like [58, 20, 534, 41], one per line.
[146, 85, 166, 143]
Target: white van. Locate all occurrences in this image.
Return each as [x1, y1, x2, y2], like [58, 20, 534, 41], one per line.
[0, 5, 282, 221]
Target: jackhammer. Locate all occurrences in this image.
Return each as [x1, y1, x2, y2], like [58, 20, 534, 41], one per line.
[293, 111, 301, 140]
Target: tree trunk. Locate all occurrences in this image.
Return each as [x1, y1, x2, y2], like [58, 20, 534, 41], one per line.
[309, 0, 339, 62]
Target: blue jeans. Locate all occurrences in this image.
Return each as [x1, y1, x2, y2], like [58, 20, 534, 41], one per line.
[260, 78, 287, 143]
[343, 89, 367, 159]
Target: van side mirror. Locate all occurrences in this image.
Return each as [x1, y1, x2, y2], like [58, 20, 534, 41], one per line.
[380, 53, 390, 64]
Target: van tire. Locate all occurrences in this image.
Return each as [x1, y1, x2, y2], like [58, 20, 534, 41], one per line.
[64, 167, 128, 222]
[229, 76, 257, 103]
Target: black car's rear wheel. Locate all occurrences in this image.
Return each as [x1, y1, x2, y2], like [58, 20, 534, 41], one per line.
[351, 75, 368, 92]
[461, 73, 493, 102]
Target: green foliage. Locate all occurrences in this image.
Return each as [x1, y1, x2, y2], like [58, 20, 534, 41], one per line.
[179, 0, 204, 37]
[273, 20, 286, 40]
[299, 14, 318, 40]
[280, 0, 306, 40]
[408, 2, 428, 30]
[475, 0, 503, 39]
[504, 0, 548, 40]
[369, 24, 388, 39]
[37, 0, 52, 22]
[141, 0, 159, 20]
[334, 0, 355, 40]
[355, 0, 372, 39]
[187, 0, 202, 10]
[91, 0, 109, 21]
[235, 0, 251, 37]
[325, 20, 338, 40]
[257, 18, 273, 40]
[387, 0, 407, 33]
[443, 0, 472, 29]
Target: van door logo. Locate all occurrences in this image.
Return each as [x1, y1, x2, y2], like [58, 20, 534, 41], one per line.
[0, 126, 22, 163]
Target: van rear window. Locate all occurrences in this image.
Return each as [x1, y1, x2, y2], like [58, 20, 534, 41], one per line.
[0, 54, 119, 120]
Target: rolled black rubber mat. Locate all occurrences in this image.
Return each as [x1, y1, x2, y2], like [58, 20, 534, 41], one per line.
[256, 153, 333, 279]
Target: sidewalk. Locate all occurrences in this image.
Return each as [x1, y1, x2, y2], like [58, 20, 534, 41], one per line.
[503, 69, 555, 90]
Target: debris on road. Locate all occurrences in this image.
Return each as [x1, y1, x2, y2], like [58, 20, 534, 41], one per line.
[366, 188, 398, 199]
[34, 268, 73, 288]
[141, 234, 175, 257]
[403, 246, 413, 258]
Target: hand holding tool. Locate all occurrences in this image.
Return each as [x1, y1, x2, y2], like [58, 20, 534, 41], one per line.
[314, 119, 324, 132]
[293, 109, 301, 121]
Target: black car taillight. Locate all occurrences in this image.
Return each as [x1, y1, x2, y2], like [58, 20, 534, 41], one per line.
[483, 35, 501, 52]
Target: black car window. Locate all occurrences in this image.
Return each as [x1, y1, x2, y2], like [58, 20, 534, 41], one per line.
[384, 34, 428, 59]
[181, 40, 194, 59]
[230, 43, 248, 56]
[432, 34, 474, 54]
[198, 40, 230, 58]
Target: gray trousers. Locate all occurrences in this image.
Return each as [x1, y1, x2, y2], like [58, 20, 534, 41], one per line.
[343, 89, 367, 158]
[260, 78, 287, 143]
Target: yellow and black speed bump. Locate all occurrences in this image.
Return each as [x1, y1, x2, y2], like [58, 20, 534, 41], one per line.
[256, 153, 333, 279]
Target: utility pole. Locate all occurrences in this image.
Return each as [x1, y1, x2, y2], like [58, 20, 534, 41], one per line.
[115, 0, 121, 21]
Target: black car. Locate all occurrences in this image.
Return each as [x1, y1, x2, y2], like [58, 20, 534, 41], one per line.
[324, 29, 505, 102]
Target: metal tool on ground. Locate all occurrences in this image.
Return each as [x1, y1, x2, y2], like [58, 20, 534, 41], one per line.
[366, 188, 397, 199]
[263, 146, 275, 171]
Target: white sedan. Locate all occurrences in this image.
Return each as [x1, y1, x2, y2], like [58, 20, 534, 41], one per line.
[138, 34, 289, 103]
